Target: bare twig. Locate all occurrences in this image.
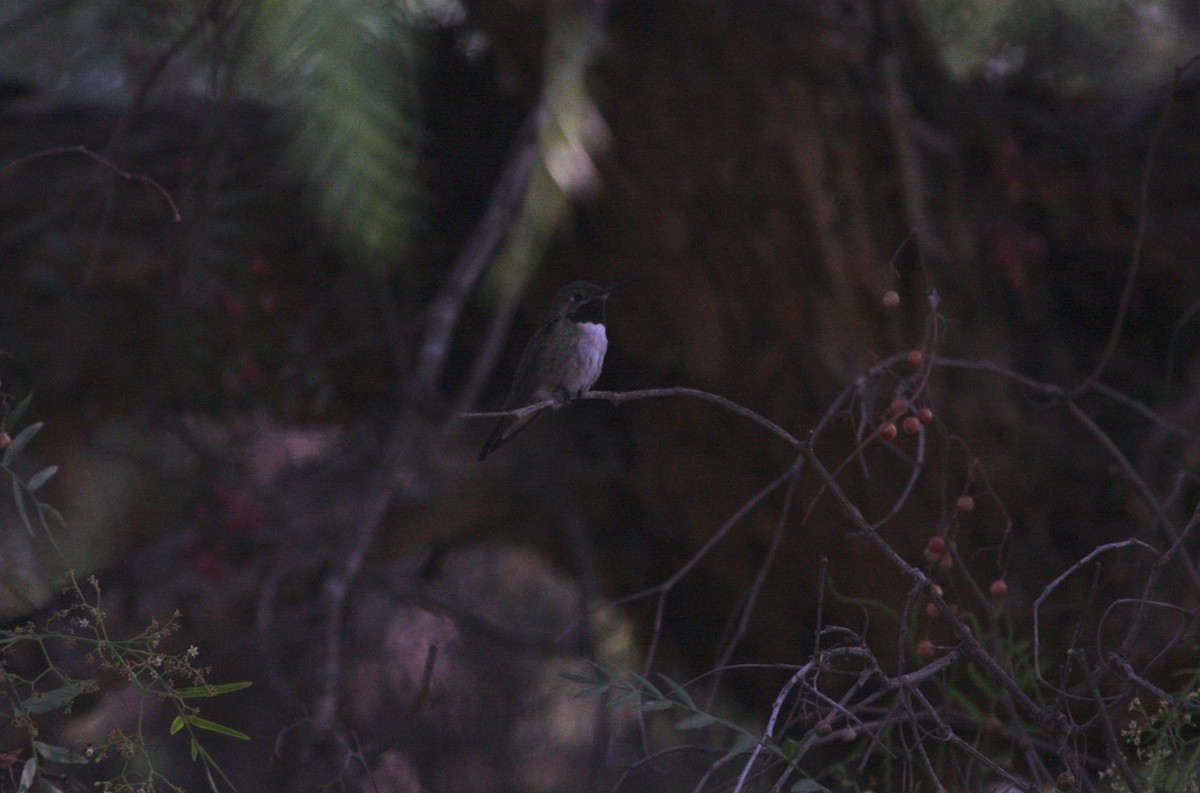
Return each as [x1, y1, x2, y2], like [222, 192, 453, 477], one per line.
[415, 103, 547, 401]
[1064, 401, 1200, 591]
[1078, 55, 1200, 389]
[0, 145, 182, 221]
[461, 387, 803, 448]
[313, 416, 419, 729]
[731, 659, 817, 793]
[1031, 539, 1158, 688]
[707, 470, 802, 708]
[102, 0, 222, 157]
[1077, 649, 1142, 793]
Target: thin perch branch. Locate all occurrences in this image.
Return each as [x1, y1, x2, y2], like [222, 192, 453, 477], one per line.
[460, 387, 802, 449]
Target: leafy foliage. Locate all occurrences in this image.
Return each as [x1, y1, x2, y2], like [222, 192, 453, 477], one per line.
[1106, 669, 1200, 793]
[0, 575, 252, 793]
[1, 402, 250, 792]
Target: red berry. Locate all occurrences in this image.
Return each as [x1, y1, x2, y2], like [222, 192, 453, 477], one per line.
[0, 432, 9, 449]
[883, 290, 900, 307]
[989, 579, 1008, 598]
[917, 407, 934, 425]
[924, 536, 947, 563]
[907, 349, 924, 367]
[879, 421, 898, 440]
[902, 416, 921, 434]
[814, 720, 832, 737]
[956, 494, 975, 513]
[917, 638, 936, 660]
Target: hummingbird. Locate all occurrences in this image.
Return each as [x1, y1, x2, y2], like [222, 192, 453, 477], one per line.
[479, 281, 616, 460]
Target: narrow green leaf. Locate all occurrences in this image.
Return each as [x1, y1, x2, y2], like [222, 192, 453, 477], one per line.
[965, 659, 998, 698]
[190, 736, 199, 761]
[781, 738, 802, 761]
[558, 672, 603, 686]
[790, 780, 830, 793]
[657, 674, 696, 709]
[185, 715, 251, 740]
[33, 741, 89, 765]
[170, 715, 186, 735]
[37, 502, 66, 527]
[21, 680, 94, 714]
[3, 421, 44, 465]
[605, 690, 639, 708]
[17, 756, 37, 793]
[674, 713, 716, 730]
[583, 661, 612, 682]
[26, 466, 58, 493]
[723, 732, 759, 759]
[623, 670, 664, 698]
[12, 475, 33, 535]
[5, 393, 33, 432]
[572, 683, 611, 699]
[175, 681, 253, 699]
[635, 699, 673, 712]
[203, 757, 220, 793]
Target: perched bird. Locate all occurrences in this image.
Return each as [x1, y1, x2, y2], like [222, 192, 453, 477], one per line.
[479, 281, 615, 460]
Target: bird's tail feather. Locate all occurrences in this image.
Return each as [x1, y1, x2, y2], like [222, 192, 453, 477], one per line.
[478, 408, 546, 460]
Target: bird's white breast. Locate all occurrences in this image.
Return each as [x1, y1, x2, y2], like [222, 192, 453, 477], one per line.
[561, 321, 607, 394]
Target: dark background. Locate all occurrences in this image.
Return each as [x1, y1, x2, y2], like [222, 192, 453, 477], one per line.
[1, 1, 1199, 791]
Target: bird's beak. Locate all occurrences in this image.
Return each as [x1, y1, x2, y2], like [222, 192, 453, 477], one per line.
[598, 275, 640, 299]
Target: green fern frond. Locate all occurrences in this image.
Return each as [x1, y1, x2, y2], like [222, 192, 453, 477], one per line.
[250, 0, 421, 273]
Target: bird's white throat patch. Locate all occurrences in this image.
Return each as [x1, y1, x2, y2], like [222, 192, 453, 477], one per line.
[563, 321, 607, 394]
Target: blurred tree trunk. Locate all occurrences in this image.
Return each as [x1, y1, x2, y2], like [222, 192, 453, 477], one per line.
[515, 0, 999, 672]
[478, 0, 1200, 681]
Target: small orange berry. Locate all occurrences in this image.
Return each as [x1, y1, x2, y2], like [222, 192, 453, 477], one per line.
[917, 407, 934, 425]
[879, 421, 898, 440]
[956, 494, 975, 513]
[989, 579, 1008, 598]
[902, 415, 921, 434]
[883, 290, 900, 307]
